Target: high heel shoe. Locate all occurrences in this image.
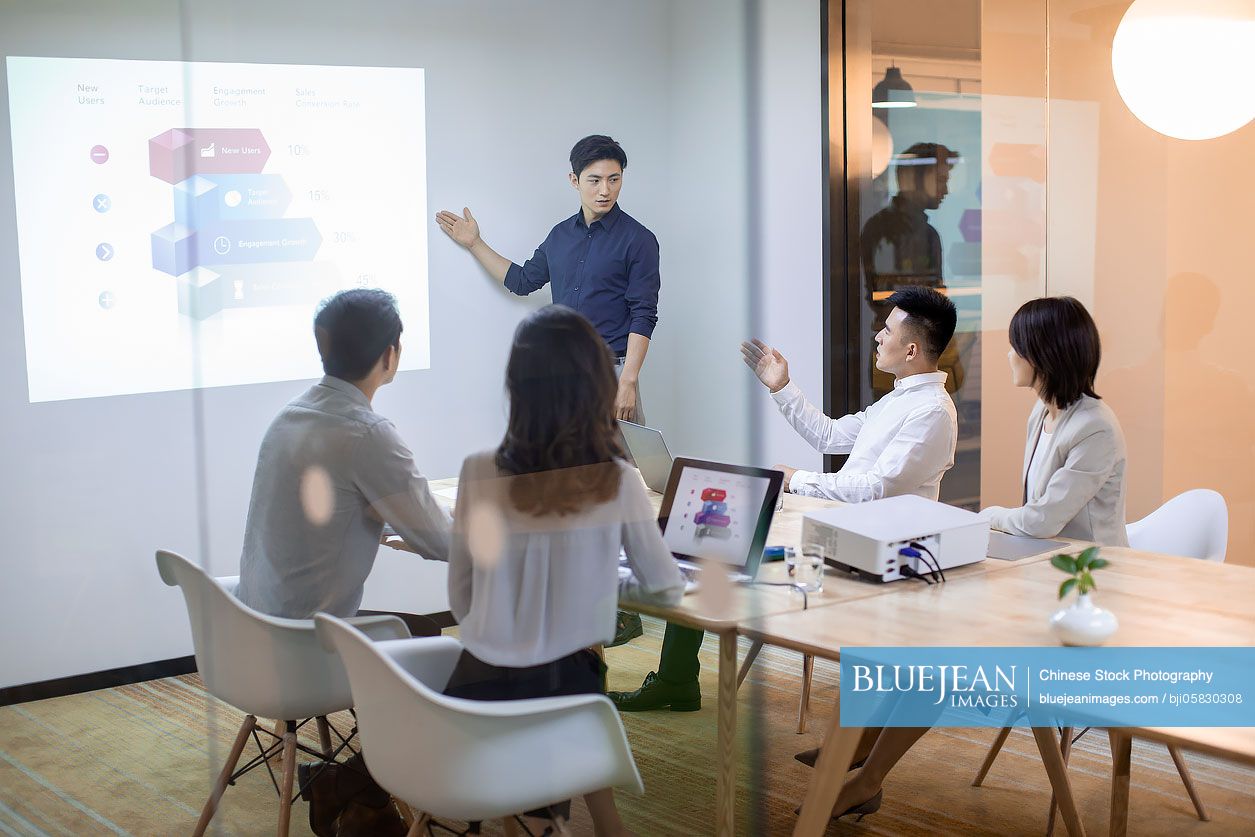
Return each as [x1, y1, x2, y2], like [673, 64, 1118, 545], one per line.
[793, 787, 882, 820]
[793, 747, 867, 770]
[833, 789, 883, 822]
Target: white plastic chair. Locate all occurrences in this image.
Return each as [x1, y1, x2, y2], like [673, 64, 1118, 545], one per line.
[1127, 489, 1228, 562]
[314, 613, 644, 833]
[156, 550, 409, 836]
[973, 489, 1229, 825]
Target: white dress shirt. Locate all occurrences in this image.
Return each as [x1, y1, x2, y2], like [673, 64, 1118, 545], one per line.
[771, 371, 957, 502]
[236, 376, 452, 618]
[449, 451, 684, 668]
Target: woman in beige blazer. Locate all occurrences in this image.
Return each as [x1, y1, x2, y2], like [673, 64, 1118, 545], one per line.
[980, 296, 1128, 547]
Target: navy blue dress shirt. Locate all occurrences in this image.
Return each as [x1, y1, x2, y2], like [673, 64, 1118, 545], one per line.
[503, 203, 660, 354]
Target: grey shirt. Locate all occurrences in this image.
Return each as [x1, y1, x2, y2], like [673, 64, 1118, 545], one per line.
[236, 376, 451, 618]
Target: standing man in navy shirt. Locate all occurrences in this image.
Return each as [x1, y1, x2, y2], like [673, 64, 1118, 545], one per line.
[435, 134, 659, 423]
[436, 134, 658, 647]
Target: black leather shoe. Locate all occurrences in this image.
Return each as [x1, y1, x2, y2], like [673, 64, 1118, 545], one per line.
[608, 671, 700, 711]
[605, 611, 643, 648]
[793, 747, 868, 770]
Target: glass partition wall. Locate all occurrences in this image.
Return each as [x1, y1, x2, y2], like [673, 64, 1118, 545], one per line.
[829, 0, 1254, 569]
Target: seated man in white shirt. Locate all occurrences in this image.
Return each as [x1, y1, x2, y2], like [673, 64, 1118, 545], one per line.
[609, 286, 957, 714]
[235, 288, 451, 836]
[760, 285, 958, 501]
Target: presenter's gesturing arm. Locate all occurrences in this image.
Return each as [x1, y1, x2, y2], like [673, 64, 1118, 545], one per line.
[435, 207, 512, 282]
[437, 206, 555, 296]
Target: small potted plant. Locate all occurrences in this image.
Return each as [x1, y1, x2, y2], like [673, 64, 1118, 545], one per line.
[1048, 546, 1118, 646]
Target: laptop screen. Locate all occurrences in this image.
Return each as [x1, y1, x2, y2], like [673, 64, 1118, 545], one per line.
[657, 458, 783, 571]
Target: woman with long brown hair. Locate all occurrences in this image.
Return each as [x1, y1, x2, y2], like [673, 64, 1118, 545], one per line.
[444, 305, 682, 836]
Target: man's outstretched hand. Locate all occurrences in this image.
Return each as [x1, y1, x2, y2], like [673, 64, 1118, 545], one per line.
[741, 338, 790, 392]
[435, 207, 481, 248]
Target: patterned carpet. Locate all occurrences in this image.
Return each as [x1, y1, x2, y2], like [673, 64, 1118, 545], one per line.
[2, 617, 1253, 835]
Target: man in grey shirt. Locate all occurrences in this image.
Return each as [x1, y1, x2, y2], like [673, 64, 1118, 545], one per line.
[236, 289, 451, 620]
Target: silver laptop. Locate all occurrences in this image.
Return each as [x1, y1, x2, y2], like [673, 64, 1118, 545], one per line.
[617, 420, 674, 493]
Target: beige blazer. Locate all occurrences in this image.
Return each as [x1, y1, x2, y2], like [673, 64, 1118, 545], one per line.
[984, 395, 1129, 547]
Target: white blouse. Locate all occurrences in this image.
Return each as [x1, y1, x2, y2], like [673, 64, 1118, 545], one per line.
[1026, 427, 1053, 499]
[448, 451, 685, 668]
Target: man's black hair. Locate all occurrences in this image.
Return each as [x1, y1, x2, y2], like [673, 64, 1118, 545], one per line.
[313, 289, 403, 382]
[570, 135, 627, 178]
[885, 286, 957, 361]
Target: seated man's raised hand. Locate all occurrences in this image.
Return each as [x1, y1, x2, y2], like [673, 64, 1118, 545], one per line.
[741, 338, 790, 393]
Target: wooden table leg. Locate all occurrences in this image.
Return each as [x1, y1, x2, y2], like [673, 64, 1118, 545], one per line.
[793, 697, 861, 837]
[1108, 730, 1132, 837]
[1031, 726, 1086, 837]
[716, 630, 738, 837]
[1046, 727, 1075, 835]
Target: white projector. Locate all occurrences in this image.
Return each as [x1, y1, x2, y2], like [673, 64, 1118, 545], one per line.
[801, 494, 989, 583]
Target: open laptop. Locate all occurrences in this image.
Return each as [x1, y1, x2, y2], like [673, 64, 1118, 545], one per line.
[617, 420, 674, 493]
[655, 457, 784, 584]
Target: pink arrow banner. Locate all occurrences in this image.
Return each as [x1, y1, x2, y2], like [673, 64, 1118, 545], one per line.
[149, 128, 272, 184]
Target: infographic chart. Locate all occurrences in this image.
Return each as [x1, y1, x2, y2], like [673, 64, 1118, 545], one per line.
[663, 467, 771, 566]
[6, 57, 428, 402]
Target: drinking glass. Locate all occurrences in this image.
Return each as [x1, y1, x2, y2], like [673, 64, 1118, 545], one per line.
[787, 542, 825, 593]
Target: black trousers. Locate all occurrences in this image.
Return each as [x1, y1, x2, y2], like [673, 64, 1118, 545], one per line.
[443, 648, 606, 822]
[658, 623, 704, 683]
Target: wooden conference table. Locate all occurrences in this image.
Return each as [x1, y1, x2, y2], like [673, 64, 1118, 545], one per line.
[426, 477, 1253, 835]
[740, 550, 1255, 836]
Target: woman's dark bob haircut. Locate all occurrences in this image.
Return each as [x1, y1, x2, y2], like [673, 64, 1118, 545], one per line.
[1009, 296, 1102, 410]
[496, 305, 624, 516]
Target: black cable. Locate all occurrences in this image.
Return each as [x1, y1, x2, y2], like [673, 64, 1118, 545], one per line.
[911, 541, 945, 583]
[899, 565, 933, 585]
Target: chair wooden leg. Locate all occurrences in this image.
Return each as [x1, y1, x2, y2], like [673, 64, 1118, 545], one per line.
[276, 723, 298, 837]
[973, 727, 1013, 787]
[796, 654, 814, 734]
[316, 716, 334, 757]
[404, 812, 431, 837]
[1045, 727, 1074, 836]
[502, 817, 522, 837]
[1108, 730, 1132, 837]
[736, 640, 763, 689]
[193, 714, 257, 837]
[1167, 744, 1209, 821]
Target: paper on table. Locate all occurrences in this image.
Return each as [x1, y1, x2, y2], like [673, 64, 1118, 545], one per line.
[987, 531, 1068, 561]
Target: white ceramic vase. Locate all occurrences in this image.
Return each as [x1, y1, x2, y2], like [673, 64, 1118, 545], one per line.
[1050, 592, 1118, 646]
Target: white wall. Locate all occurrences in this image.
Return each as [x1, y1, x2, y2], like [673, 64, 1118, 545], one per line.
[753, 0, 826, 470]
[0, 0, 825, 688]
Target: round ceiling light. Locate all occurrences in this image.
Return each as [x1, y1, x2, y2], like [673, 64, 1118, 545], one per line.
[1112, 0, 1255, 141]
